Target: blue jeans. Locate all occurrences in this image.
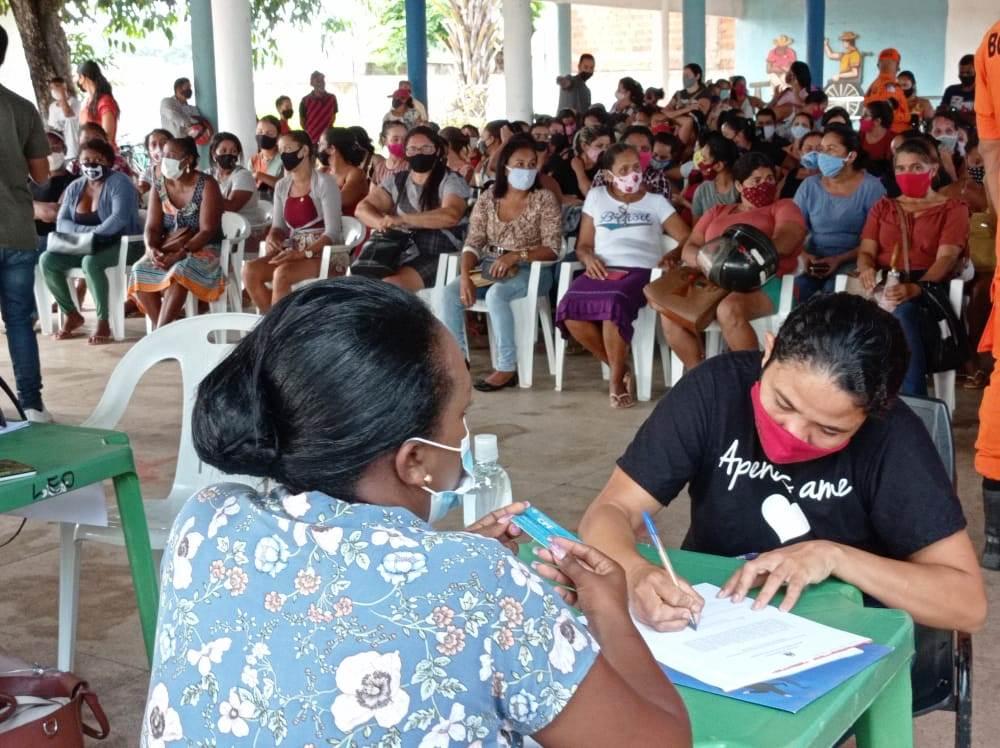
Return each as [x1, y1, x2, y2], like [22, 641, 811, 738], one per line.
[442, 266, 552, 372]
[894, 299, 928, 397]
[0, 249, 43, 410]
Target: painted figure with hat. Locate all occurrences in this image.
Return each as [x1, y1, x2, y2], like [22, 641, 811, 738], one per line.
[825, 31, 862, 82]
[864, 47, 911, 133]
[766, 34, 797, 90]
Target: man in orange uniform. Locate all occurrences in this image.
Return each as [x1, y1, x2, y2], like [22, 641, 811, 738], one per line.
[864, 48, 910, 133]
[974, 18, 1000, 568]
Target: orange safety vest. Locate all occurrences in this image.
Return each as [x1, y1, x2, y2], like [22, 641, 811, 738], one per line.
[864, 74, 911, 133]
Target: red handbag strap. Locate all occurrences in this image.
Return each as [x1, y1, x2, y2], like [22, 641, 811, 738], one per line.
[0, 693, 15, 724]
[76, 686, 110, 740]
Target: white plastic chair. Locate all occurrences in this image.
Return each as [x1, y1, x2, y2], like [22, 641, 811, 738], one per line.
[56, 313, 262, 671]
[446, 255, 556, 388]
[259, 217, 366, 305]
[37, 235, 144, 341]
[835, 274, 964, 414]
[143, 213, 251, 332]
[416, 253, 456, 322]
[669, 274, 797, 387]
[553, 262, 669, 401]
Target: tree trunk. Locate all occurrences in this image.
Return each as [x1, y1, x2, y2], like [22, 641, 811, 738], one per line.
[8, 0, 72, 112]
[439, 0, 500, 124]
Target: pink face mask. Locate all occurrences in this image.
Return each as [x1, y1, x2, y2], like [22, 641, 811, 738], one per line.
[585, 146, 604, 164]
[611, 170, 643, 194]
[750, 382, 850, 464]
[638, 151, 653, 171]
[387, 142, 406, 159]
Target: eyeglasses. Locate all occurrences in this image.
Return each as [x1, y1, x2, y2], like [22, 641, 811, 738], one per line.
[532, 133, 552, 142]
[405, 145, 437, 156]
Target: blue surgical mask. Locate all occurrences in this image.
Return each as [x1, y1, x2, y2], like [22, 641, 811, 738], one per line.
[761, 124, 776, 141]
[650, 156, 672, 171]
[408, 421, 476, 524]
[790, 124, 811, 142]
[719, 89, 731, 101]
[506, 167, 538, 191]
[936, 133, 958, 153]
[800, 151, 820, 170]
[817, 152, 846, 177]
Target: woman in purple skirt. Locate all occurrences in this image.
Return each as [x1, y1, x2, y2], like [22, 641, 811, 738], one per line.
[557, 143, 690, 408]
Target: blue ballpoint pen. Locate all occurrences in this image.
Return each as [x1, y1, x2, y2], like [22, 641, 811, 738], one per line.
[642, 511, 699, 630]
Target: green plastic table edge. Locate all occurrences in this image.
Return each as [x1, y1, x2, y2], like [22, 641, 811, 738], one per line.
[518, 542, 914, 748]
[0, 422, 159, 666]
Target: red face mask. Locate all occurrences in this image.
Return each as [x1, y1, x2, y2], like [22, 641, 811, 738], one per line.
[733, 84, 747, 97]
[651, 124, 672, 135]
[859, 118, 875, 134]
[387, 142, 405, 159]
[741, 180, 777, 208]
[751, 382, 850, 464]
[638, 151, 653, 170]
[895, 170, 933, 198]
[699, 161, 718, 179]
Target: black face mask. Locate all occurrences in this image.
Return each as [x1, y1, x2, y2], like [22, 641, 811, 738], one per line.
[550, 134, 569, 152]
[578, 71, 593, 81]
[257, 134, 278, 150]
[281, 109, 293, 119]
[215, 154, 239, 171]
[281, 150, 305, 171]
[409, 153, 438, 173]
[959, 74, 975, 87]
[181, 88, 193, 99]
[317, 151, 331, 166]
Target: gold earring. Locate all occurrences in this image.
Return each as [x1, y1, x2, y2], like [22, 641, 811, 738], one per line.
[423, 475, 433, 485]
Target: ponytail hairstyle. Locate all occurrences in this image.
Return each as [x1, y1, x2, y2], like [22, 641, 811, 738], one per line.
[403, 125, 448, 211]
[769, 293, 908, 415]
[193, 278, 454, 500]
[77, 60, 117, 119]
[323, 126, 365, 166]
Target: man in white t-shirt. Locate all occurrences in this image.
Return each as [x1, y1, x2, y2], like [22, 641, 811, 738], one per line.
[47, 77, 80, 159]
[160, 77, 212, 141]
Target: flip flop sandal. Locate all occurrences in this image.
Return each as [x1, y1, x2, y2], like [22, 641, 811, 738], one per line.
[609, 392, 635, 409]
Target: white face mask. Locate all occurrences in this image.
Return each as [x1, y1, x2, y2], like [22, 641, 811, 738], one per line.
[407, 420, 476, 524]
[48, 152, 66, 171]
[161, 157, 184, 180]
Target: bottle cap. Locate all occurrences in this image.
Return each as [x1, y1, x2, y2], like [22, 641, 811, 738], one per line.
[474, 434, 499, 464]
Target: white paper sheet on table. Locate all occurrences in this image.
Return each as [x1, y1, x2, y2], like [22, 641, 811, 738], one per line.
[5, 484, 109, 527]
[632, 582, 870, 692]
[0, 420, 31, 438]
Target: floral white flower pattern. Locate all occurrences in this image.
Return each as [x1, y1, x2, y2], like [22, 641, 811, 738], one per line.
[142, 483, 598, 746]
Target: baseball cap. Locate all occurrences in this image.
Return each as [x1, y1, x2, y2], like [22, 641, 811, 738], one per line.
[878, 48, 901, 62]
[388, 88, 411, 100]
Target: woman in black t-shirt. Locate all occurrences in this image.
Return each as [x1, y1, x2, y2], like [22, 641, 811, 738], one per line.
[578, 293, 986, 634]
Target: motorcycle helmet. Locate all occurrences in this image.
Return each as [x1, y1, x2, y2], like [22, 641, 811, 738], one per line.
[696, 223, 778, 293]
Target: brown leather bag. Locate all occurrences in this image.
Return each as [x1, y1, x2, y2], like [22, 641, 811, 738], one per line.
[643, 265, 729, 332]
[0, 662, 110, 747]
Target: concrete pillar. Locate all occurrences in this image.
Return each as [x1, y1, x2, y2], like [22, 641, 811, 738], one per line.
[557, 3, 572, 76]
[805, 0, 826, 89]
[404, 0, 428, 109]
[654, 0, 671, 89]
[682, 0, 706, 71]
[503, 0, 534, 121]
[189, 0, 217, 164]
[211, 0, 257, 160]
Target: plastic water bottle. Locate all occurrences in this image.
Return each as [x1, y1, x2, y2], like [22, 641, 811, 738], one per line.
[468, 434, 513, 526]
[875, 270, 902, 312]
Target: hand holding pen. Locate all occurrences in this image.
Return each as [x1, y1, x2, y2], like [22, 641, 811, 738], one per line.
[632, 512, 704, 632]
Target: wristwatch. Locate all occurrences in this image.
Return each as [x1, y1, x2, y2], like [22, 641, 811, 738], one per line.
[519, 250, 529, 262]
[304, 249, 314, 259]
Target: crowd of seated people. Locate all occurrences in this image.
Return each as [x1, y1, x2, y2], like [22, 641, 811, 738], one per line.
[26, 50, 995, 403]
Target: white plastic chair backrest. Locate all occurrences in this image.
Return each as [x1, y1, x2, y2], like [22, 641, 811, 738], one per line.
[82, 313, 262, 502]
[661, 234, 678, 253]
[258, 200, 274, 225]
[341, 217, 366, 251]
[222, 212, 250, 244]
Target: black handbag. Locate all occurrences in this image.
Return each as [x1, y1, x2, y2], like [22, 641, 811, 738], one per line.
[350, 228, 416, 279]
[914, 282, 971, 373]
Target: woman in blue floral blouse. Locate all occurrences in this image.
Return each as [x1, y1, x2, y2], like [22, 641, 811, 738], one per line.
[142, 277, 691, 747]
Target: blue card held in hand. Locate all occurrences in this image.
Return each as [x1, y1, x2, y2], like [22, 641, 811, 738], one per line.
[512, 506, 580, 547]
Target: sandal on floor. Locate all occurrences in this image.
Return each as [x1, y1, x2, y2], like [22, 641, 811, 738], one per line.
[88, 334, 114, 345]
[963, 370, 989, 389]
[609, 392, 635, 409]
[474, 373, 519, 392]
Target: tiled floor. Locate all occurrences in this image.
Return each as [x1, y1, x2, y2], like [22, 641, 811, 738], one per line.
[1, 314, 997, 746]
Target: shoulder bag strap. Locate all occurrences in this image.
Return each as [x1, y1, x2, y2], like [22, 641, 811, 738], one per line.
[892, 199, 912, 277]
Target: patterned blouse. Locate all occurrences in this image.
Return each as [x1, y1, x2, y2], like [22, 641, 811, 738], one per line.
[142, 484, 598, 747]
[463, 186, 563, 261]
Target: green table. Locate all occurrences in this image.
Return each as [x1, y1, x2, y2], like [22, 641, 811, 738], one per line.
[521, 544, 914, 748]
[0, 423, 158, 665]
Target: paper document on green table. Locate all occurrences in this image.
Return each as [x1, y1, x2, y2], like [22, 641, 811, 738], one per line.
[633, 583, 871, 692]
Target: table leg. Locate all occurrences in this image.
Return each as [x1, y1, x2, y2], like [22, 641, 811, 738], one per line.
[853, 660, 914, 748]
[112, 471, 158, 665]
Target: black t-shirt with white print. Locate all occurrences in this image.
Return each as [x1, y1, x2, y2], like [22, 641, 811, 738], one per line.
[618, 351, 966, 559]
